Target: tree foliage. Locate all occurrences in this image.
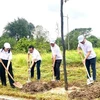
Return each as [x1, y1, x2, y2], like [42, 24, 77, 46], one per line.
[64, 28, 100, 50]
[2, 18, 35, 38]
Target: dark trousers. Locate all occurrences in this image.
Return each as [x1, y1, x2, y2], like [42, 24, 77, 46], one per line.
[54, 60, 62, 80]
[0, 59, 14, 86]
[31, 60, 41, 80]
[85, 57, 96, 80]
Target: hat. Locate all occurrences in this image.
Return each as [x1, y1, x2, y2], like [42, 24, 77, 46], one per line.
[78, 35, 84, 43]
[50, 39, 55, 44]
[4, 42, 11, 48]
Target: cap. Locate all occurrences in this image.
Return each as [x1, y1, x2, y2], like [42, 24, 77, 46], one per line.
[50, 39, 55, 44]
[4, 42, 11, 48]
[78, 35, 84, 43]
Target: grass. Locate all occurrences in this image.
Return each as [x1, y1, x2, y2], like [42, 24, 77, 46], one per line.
[0, 48, 100, 99]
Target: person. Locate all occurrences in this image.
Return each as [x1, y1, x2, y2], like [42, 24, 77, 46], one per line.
[50, 39, 62, 81]
[0, 42, 15, 88]
[27, 45, 42, 80]
[77, 35, 96, 84]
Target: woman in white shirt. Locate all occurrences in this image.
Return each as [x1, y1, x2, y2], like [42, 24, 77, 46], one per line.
[0, 42, 15, 88]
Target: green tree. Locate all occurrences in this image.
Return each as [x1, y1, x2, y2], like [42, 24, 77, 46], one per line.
[87, 35, 100, 47]
[65, 28, 92, 50]
[2, 18, 35, 38]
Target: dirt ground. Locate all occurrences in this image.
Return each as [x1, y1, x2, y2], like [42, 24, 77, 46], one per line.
[22, 81, 63, 94]
[22, 81, 100, 100]
[68, 82, 100, 100]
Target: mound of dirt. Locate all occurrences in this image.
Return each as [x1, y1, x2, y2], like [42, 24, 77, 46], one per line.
[68, 82, 100, 100]
[22, 81, 62, 94]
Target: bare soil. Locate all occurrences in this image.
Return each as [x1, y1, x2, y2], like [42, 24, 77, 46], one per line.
[68, 82, 100, 100]
[22, 81, 63, 94]
[21, 81, 100, 100]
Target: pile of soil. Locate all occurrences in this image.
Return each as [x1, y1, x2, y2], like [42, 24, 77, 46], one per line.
[68, 82, 100, 100]
[22, 81, 62, 94]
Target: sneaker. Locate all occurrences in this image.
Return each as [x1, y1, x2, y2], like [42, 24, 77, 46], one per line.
[87, 79, 94, 85]
[90, 77, 93, 81]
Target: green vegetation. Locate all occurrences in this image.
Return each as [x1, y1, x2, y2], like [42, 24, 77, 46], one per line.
[0, 49, 100, 99]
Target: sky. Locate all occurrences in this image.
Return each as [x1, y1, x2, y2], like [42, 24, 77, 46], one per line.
[0, 0, 100, 39]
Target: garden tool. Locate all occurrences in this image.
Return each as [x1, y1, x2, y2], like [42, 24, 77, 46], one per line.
[1, 60, 23, 89]
[27, 61, 31, 83]
[51, 64, 55, 81]
[80, 54, 94, 85]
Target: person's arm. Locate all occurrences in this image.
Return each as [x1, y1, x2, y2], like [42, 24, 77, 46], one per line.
[77, 46, 82, 55]
[7, 60, 11, 70]
[29, 59, 35, 68]
[52, 55, 56, 67]
[82, 51, 91, 64]
[77, 46, 84, 63]
[27, 52, 30, 63]
[7, 51, 12, 70]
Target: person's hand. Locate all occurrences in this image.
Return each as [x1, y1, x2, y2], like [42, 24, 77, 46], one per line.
[52, 63, 54, 67]
[27, 59, 30, 63]
[28, 68, 31, 72]
[82, 58, 86, 65]
[7, 67, 9, 71]
[0, 59, 1, 63]
[78, 51, 82, 55]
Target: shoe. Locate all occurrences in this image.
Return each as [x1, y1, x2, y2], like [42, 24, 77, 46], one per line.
[2, 83, 7, 86]
[87, 79, 94, 85]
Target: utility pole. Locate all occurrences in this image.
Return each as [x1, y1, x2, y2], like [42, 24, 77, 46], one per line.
[60, 0, 68, 90]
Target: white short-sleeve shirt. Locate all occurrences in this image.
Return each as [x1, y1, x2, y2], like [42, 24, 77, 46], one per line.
[78, 40, 96, 59]
[28, 48, 42, 62]
[0, 49, 12, 60]
[51, 44, 62, 60]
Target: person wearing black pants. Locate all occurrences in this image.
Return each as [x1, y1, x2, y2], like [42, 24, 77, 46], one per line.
[0, 60, 14, 87]
[50, 39, 62, 81]
[86, 57, 96, 81]
[31, 60, 41, 79]
[0, 42, 15, 88]
[77, 35, 96, 85]
[28, 45, 42, 80]
[54, 60, 62, 80]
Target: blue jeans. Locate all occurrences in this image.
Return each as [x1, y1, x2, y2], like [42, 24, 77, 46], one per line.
[31, 60, 41, 80]
[85, 57, 96, 80]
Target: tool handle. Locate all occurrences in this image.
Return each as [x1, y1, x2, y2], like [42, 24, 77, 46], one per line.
[79, 54, 91, 79]
[1, 60, 15, 82]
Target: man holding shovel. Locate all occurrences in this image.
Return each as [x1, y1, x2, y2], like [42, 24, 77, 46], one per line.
[50, 39, 62, 81]
[77, 35, 96, 85]
[27, 45, 42, 81]
[0, 42, 15, 88]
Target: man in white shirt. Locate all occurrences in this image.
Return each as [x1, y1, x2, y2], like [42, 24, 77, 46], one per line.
[77, 35, 96, 84]
[28, 45, 42, 80]
[0, 42, 15, 88]
[50, 40, 62, 81]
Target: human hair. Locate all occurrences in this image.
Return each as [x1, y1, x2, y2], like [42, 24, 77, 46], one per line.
[28, 45, 34, 49]
[1, 47, 11, 53]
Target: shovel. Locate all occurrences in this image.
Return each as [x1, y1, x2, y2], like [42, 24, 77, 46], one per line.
[27, 61, 31, 83]
[80, 55, 93, 85]
[51, 64, 55, 81]
[0, 60, 23, 89]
